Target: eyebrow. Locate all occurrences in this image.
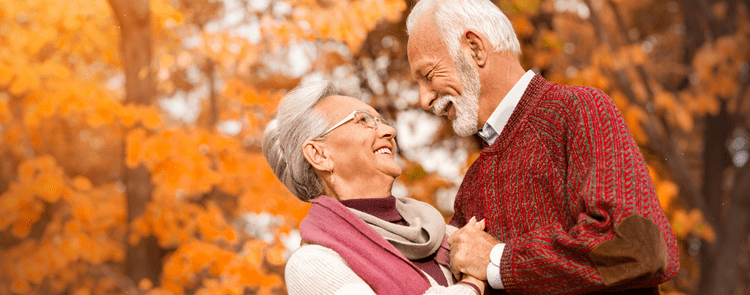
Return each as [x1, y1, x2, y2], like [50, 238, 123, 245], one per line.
[411, 63, 430, 81]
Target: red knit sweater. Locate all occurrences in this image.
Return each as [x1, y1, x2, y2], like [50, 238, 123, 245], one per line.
[449, 75, 679, 294]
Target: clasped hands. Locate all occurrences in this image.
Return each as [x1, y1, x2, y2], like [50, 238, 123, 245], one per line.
[447, 217, 500, 290]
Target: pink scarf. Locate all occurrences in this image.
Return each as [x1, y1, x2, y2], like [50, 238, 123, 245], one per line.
[300, 195, 449, 294]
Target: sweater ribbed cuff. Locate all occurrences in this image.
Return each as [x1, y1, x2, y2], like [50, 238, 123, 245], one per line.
[500, 239, 517, 292]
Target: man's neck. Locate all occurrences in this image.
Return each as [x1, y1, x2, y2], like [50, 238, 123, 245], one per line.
[476, 53, 526, 128]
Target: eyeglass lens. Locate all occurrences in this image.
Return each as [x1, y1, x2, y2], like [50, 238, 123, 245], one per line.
[355, 111, 388, 128]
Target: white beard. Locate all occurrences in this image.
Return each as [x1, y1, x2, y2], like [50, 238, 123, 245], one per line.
[432, 53, 481, 137]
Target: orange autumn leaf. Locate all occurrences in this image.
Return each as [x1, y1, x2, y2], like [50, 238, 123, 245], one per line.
[656, 181, 679, 211]
[265, 244, 287, 266]
[624, 106, 649, 145]
[140, 108, 164, 129]
[139, 278, 154, 291]
[0, 63, 13, 86]
[10, 69, 40, 96]
[11, 279, 31, 295]
[11, 217, 34, 239]
[513, 0, 541, 13]
[119, 106, 138, 127]
[670, 209, 690, 239]
[672, 105, 694, 132]
[35, 174, 64, 203]
[72, 176, 93, 191]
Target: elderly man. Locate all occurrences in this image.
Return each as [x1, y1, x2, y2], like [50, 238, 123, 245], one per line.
[406, 0, 679, 294]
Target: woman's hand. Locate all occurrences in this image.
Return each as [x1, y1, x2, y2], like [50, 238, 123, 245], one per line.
[448, 217, 497, 280]
[459, 274, 487, 295]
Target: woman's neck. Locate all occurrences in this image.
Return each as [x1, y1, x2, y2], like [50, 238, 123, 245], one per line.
[326, 177, 394, 201]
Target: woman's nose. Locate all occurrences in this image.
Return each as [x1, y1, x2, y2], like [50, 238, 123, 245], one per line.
[379, 122, 396, 139]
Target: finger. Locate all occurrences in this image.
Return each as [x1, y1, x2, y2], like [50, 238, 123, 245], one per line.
[451, 264, 462, 280]
[447, 232, 457, 245]
[476, 219, 486, 231]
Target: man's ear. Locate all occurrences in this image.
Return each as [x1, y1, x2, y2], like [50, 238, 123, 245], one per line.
[462, 30, 488, 67]
[302, 140, 333, 172]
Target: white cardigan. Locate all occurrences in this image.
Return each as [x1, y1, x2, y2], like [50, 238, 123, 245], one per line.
[285, 225, 478, 295]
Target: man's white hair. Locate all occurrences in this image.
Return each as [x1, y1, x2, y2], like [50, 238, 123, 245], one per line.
[406, 0, 521, 60]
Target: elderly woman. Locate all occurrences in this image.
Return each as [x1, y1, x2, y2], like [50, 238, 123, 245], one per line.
[262, 80, 486, 295]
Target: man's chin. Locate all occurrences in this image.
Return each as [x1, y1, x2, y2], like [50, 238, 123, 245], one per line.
[452, 122, 478, 137]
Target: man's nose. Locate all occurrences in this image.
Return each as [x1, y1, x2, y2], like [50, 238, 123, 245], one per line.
[419, 84, 437, 111]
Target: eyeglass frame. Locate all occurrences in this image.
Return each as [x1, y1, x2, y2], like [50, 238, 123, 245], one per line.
[314, 109, 389, 140]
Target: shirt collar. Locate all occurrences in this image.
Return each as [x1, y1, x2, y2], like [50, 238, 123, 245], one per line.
[477, 70, 536, 146]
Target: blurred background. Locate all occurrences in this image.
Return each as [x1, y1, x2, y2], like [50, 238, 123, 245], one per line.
[0, 0, 748, 294]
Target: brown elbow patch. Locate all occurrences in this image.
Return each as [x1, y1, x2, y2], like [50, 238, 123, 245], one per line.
[589, 215, 668, 288]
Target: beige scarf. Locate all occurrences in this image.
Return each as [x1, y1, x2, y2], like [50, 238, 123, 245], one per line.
[349, 196, 447, 260]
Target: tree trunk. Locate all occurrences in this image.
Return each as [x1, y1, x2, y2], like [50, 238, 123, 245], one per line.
[702, 162, 750, 295]
[106, 0, 160, 286]
[702, 103, 732, 225]
[697, 103, 732, 294]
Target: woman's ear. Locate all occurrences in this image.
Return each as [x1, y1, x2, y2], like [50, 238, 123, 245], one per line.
[461, 29, 488, 67]
[302, 140, 333, 172]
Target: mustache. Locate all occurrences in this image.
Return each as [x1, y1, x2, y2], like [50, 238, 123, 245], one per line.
[432, 95, 455, 116]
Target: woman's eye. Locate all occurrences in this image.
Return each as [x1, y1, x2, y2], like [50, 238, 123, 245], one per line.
[425, 71, 433, 81]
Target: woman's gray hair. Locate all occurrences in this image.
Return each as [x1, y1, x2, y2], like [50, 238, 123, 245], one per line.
[406, 0, 521, 60]
[262, 80, 357, 202]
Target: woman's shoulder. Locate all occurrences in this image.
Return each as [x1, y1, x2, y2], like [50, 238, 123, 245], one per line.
[286, 244, 348, 273]
[289, 244, 342, 261]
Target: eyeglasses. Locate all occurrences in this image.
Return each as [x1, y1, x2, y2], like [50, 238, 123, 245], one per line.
[315, 109, 389, 139]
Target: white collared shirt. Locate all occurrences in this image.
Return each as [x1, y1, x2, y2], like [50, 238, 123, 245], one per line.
[477, 70, 536, 146]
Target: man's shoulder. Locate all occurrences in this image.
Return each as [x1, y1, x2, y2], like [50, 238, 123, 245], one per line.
[541, 83, 604, 101]
[534, 82, 615, 119]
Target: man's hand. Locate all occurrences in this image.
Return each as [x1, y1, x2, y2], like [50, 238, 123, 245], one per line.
[447, 217, 500, 280]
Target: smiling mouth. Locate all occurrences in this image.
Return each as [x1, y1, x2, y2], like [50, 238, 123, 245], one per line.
[374, 147, 392, 155]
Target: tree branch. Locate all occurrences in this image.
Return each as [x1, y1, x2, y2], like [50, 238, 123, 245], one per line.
[585, 0, 707, 212]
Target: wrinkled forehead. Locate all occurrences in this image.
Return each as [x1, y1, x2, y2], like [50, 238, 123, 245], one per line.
[407, 10, 449, 74]
[315, 95, 377, 122]
[407, 9, 437, 54]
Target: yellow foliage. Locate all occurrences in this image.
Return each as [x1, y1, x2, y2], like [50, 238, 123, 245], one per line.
[624, 106, 649, 145]
[0, 63, 13, 87]
[126, 128, 148, 168]
[610, 91, 629, 111]
[72, 176, 93, 191]
[579, 67, 611, 92]
[669, 208, 717, 243]
[11, 279, 31, 295]
[541, 31, 563, 50]
[627, 45, 647, 66]
[654, 91, 676, 113]
[671, 105, 694, 132]
[266, 243, 287, 266]
[656, 180, 678, 211]
[152, 0, 184, 25]
[139, 279, 154, 291]
[513, 0, 541, 13]
[10, 69, 41, 96]
[266, 0, 406, 52]
[591, 45, 615, 70]
[72, 288, 91, 295]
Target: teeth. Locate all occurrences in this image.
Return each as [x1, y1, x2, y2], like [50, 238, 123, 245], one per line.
[375, 148, 392, 155]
